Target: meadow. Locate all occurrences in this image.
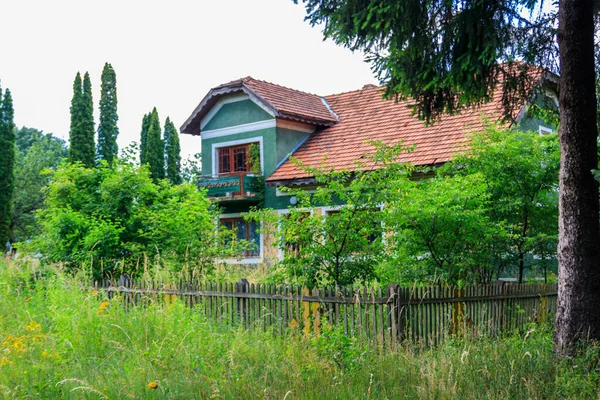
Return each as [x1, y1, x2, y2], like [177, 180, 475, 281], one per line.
[1, 258, 599, 399]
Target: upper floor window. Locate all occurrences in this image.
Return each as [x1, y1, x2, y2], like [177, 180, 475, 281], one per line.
[217, 142, 259, 175]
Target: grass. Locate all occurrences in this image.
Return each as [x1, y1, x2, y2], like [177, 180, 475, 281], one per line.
[0, 258, 599, 399]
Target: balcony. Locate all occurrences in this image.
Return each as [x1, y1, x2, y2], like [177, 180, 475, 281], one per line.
[197, 173, 263, 202]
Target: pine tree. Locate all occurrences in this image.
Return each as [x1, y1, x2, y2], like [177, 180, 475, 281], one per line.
[146, 108, 164, 182]
[164, 117, 182, 185]
[0, 87, 16, 252]
[97, 63, 119, 165]
[69, 72, 95, 167]
[139, 113, 151, 165]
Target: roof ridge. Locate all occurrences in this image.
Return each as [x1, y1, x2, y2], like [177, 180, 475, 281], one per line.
[244, 76, 326, 98]
[324, 84, 383, 99]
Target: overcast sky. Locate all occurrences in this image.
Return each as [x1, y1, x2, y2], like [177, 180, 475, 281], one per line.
[1, 0, 378, 159]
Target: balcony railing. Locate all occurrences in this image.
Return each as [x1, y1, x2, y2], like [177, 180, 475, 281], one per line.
[197, 173, 262, 200]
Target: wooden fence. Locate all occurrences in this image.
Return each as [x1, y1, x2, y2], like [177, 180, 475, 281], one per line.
[96, 279, 557, 345]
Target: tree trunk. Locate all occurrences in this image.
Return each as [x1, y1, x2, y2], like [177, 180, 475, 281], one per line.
[554, 0, 600, 354]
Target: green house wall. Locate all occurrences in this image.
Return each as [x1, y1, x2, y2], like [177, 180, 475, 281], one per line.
[203, 100, 273, 131]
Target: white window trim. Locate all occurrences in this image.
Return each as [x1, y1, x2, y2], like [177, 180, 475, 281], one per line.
[539, 125, 553, 136]
[218, 212, 263, 264]
[211, 136, 264, 176]
[202, 120, 276, 140]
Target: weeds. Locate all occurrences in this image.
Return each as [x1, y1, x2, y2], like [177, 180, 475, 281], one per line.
[0, 258, 598, 399]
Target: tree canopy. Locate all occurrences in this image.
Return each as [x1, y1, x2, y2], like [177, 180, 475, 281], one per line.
[0, 86, 15, 252]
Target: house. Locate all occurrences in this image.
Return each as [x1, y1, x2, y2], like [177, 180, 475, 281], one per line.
[180, 73, 557, 266]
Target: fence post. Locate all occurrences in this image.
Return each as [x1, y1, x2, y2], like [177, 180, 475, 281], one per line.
[387, 284, 399, 343]
[236, 278, 249, 324]
[397, 286, 407, 342]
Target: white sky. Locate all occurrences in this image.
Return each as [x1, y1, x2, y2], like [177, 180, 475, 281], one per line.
[1, 0, 378, 159]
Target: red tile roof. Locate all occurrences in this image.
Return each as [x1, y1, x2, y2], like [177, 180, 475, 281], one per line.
[267, 86, 510, 182]
[240, 77, 338, 125]
[181, 77, 338, 135]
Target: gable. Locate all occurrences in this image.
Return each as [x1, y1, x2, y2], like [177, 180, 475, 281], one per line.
[203, 98, 274, 132]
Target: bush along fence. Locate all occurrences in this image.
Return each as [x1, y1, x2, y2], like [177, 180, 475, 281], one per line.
[96, 278, 557, 345]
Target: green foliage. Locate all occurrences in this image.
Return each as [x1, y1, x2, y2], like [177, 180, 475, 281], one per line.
[164, 117, 182, 184]
[0, 87, 15, 252]
[382, 173, 502, 285]
[145, 108, 164, 182]
[249, 141, 414, 286]
[12, 128, 67, 243]
[97, 63, 119, 165]
[139, 113, 151, 165]
[448, 126, 560, 282]
[295, 0, 555, 123]
[68, 72, 95, 167]
[31, 162, 234, 279]
[181, 153, 202, 183]
[1, 261, 600, 399]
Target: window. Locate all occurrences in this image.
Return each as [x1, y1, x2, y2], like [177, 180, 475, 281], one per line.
[539, 126, 553, 136]
[217, 143, 258, 175]
[221, 217, 260, 257]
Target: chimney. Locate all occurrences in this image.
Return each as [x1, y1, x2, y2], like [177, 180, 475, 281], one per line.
[362, 84, 377, 89]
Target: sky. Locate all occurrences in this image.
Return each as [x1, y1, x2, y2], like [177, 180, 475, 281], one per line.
[1, 0, 378, 159]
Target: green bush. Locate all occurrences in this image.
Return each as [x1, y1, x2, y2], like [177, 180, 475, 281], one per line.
[31, 162, 236, 278]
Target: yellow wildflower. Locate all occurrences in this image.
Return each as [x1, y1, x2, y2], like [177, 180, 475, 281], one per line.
[97, 301, 110, 314]
[147, 381, 158, 390]
[26, 321, 41, 332]
[91, 290, 99, 295]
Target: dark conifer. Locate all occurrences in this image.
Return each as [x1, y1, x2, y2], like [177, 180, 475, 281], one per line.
[0, 87, 16, 251]
[69, 72, 95, 167]
[98, 63, 119, 165]
[164, 117, 182, 185]
[146, 108, 164, 181]
[139, 113, 151, 165]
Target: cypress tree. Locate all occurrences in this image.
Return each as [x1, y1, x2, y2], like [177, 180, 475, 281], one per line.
[98, 63, 119, 165]
[81, 72, 95, 167]
[139, 113, 151, 165]
[69, 72, 95, 167]
[0, 87, 16, 252]
[164, 117, 182, 185]
[68, 72, 83, 164]
[146, 108, 164, 181]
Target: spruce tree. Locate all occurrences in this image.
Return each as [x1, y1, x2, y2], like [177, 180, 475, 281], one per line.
[69, 72, 95, 167]
[0, 87, 15, 252]
[146, 108, 164, 181]
[98, 63, 119, 165]
[164, 117, 182, 185]
[139, 113, 151, 165]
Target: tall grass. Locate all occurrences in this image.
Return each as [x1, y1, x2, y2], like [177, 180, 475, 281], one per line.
[0, 258, 598, 399]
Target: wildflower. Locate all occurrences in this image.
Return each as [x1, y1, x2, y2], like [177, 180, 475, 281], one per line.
[97, 301, 110, 314]
[25, 297, 33, 302]
[91, 290, 99, 295]
[147, 381, 158, 389]
[26, 321, 41, 332]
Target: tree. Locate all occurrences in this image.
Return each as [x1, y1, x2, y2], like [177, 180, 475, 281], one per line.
[164, 117, 182, 185]
[296, 0, 600, 353]
[97, 63, 119, 165]
[449, 127, 560, 283]
[69, 72, 95, 167]
[0, 87, 15, 252]
[145, 108, 164, 182]
[139, 113, 151, 165]
[11, 128, 67, 243]
[32, 162, 236, 279]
